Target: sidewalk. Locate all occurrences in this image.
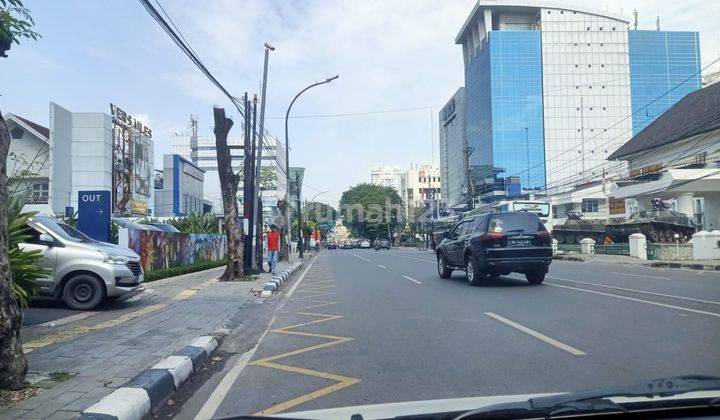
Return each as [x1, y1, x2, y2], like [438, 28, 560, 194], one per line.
[554, 252, 720, 271]
[1, 260, 296, 420]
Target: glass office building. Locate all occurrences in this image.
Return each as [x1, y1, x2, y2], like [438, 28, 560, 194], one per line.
[629, 31, 702, 134]
[453, 2, 701, 198]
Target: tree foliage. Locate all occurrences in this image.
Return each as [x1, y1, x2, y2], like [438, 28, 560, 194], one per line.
[304, 201, 336, 232]
[0, 0, 41, 58]
[339, 183, 403, 239]
[7, 194, 48, 307]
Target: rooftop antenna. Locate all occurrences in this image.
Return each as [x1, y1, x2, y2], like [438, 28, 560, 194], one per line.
[656, 15, 661, 31]
[633, 9, 638, 30]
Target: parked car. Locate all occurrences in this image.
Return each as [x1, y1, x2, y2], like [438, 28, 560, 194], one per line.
[435, 212, 552, 285]
[359, 240, 371, 248]
[327, 242, 338, 249]
[113, 218, 163, 231]
[375, 239, 390, 250]
[20, 215, 144, 310]
[341, 242, 354, 249]
[142, 222, 180, 233]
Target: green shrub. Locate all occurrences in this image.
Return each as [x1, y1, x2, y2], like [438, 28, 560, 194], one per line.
[144, 259, 227, 282]
[7, 194, 49, 307]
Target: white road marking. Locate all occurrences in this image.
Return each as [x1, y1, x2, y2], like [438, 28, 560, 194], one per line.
[193, 316, 276, 420]
[403, 275, 423, 285]
[286, 253, 321, 299]
[378, 265, 387, 269]
[394, 254, 435, 264]
[352, 254, 372, 262]
[548, 276, 720, 306]
[124, 289, 153, 303]
[610, 272, 671, 280]
[546, 282, 720, 318]
[485, 312, 586, 356]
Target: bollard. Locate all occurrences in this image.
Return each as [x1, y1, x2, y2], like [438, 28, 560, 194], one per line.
[579, 238, 595, 255]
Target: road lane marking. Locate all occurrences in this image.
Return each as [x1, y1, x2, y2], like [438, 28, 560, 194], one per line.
[548, 276, 720, 306]
[610, 272, 671, 280]
[394, 254, 435, 264]
[194, 315, 277, 420]
[485, 312, 586, 356]
[251, 284, 360, 415]
[378, 264, 387, 269]
[352, 254, 372, 262]
[286, 253, 321, 299]
[403, 275, 423, 285]
[546, 282, 720, 318]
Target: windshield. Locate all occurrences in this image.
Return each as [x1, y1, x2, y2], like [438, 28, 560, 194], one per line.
[35, 217, 95, 243]
[5, 1, 719, 419]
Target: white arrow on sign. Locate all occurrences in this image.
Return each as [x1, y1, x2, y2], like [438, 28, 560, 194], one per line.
[96, 209, 104, 215]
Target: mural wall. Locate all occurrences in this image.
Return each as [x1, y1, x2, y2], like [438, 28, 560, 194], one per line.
[126, 229, 226, 272]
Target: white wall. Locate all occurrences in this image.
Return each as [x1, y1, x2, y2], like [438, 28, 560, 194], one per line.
[541, 9, 631, 192]
[69, 112, 113, 211]
[49, 102, 73, 214]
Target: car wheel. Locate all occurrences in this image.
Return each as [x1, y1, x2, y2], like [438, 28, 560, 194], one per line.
[466, 255, 484, 286]
[63, 274, 105, 310]
[437, 254, 452, 279]
[525, 270, 545, 285]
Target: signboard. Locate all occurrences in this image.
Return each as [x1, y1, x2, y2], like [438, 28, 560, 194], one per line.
[608, 196, 626, 215]
[77, 190, 111, 242]
[441, 98, 456, 124]
[110, 103, 152, 138]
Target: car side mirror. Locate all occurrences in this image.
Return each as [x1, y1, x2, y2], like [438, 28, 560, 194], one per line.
[39, 233, 54, 244]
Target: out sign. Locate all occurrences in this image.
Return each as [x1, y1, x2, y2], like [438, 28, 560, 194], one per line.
[77, 190, 111, 242]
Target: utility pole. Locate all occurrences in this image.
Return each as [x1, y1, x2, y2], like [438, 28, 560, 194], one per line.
[464, 145, 475, 209]
[296, 171, 303, 258]
[242, 94, 256, 272]
[253, 42, 274, 271]
[580, 96, 585, 182]
[525, 127, 530, 187]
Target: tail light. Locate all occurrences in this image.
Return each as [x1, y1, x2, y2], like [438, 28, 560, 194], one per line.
[479, 232, 505, 240]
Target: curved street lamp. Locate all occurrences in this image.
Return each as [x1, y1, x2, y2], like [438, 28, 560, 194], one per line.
[285, 75, 339, 258]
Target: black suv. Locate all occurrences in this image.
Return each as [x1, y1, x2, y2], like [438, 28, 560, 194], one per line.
[435, 212, 552, 285]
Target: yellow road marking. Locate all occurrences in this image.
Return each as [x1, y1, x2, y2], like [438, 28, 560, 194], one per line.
[250, 282, 360, 415]
[23, 277, 219, 352]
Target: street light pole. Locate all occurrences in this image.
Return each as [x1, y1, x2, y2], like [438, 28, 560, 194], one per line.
[524, 127, 529, 187]
[253, 42, 274, 270]
[284, 75, 339, 259]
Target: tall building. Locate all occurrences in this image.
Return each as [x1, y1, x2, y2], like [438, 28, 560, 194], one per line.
[173, 127, 287, 225]
[369, 165, 404, 192]
[400, 163, 441, 220]
[456, 1, 701, 197]
[154, 154, 206, 217]
[439, 88, 468, 210]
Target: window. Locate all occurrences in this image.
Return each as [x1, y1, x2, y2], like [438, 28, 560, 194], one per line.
[582, 199, 599, 213]
[32, 182, 49, 204]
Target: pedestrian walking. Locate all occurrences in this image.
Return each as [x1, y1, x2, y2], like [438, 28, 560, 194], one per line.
[266, 224, 280, 273]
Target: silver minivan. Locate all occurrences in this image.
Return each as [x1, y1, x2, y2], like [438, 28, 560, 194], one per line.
[20, 215, 144, 310]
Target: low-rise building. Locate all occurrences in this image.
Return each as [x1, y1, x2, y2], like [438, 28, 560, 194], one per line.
[608, 82, 720, 231]
[400, 163, 442, 221]
[154, 154, 206, 217]
[5, 114, 51, 207]
[370, 165, 404, 192]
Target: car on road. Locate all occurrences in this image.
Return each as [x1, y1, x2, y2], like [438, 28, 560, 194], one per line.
[375, 239, 390, 249]
[341, 242, 354, 249]
[327, 242, 338, 249]
[20, 215, 144, 310]
[359, 240, 371, 248]
[435, 211, 552, 285]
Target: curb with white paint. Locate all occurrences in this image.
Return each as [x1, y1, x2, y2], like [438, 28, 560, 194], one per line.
[260, 262, 302, 297]
[79, 335, 219, 420]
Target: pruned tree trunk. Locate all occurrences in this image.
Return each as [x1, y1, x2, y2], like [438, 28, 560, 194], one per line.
[0, 110, 28, 389]
[214, 107, 243, 281]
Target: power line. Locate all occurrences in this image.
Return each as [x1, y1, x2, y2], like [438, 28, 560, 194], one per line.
[267, 105, 435, 120]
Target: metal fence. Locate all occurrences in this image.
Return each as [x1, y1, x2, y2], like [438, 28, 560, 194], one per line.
[594, 243, 630, 256]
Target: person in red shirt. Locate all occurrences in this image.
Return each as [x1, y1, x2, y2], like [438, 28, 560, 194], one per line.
[266, 224, 280, 273]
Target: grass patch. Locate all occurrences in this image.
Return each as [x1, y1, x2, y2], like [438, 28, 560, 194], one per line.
[145, 259, 228, 282]
[47, 372, 75, 382]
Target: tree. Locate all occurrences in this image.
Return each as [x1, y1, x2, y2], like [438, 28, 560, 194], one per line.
[339, 183, 403, 240]
[304, 201, 336, 235]
[213, 107, 243, 280]
[1, 0, 40, 390]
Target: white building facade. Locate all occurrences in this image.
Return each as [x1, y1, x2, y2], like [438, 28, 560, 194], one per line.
[369, 165, 405, 193]
[438, 88, 468, 210]
[400, 163, 442, 220]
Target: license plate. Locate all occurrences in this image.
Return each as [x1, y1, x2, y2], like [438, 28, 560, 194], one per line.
[508, 239, 531, 247]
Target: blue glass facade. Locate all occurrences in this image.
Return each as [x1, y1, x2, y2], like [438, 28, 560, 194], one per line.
[465, 31, 545, 193]
[629, 31, 701, 134]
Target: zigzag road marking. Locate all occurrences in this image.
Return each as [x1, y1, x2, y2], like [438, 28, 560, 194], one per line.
[250, 280, 360, 415]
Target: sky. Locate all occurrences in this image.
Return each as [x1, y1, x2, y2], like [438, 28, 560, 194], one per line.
[2, 0, 719, 207]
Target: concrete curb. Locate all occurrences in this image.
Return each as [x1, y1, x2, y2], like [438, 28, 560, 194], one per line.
[260, 262, 302, 297]
[79, 335, 220, 420]
[554, 254, 720, 271]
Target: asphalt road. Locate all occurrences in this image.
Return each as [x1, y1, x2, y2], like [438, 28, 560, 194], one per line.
[177, 249, 720, 418]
